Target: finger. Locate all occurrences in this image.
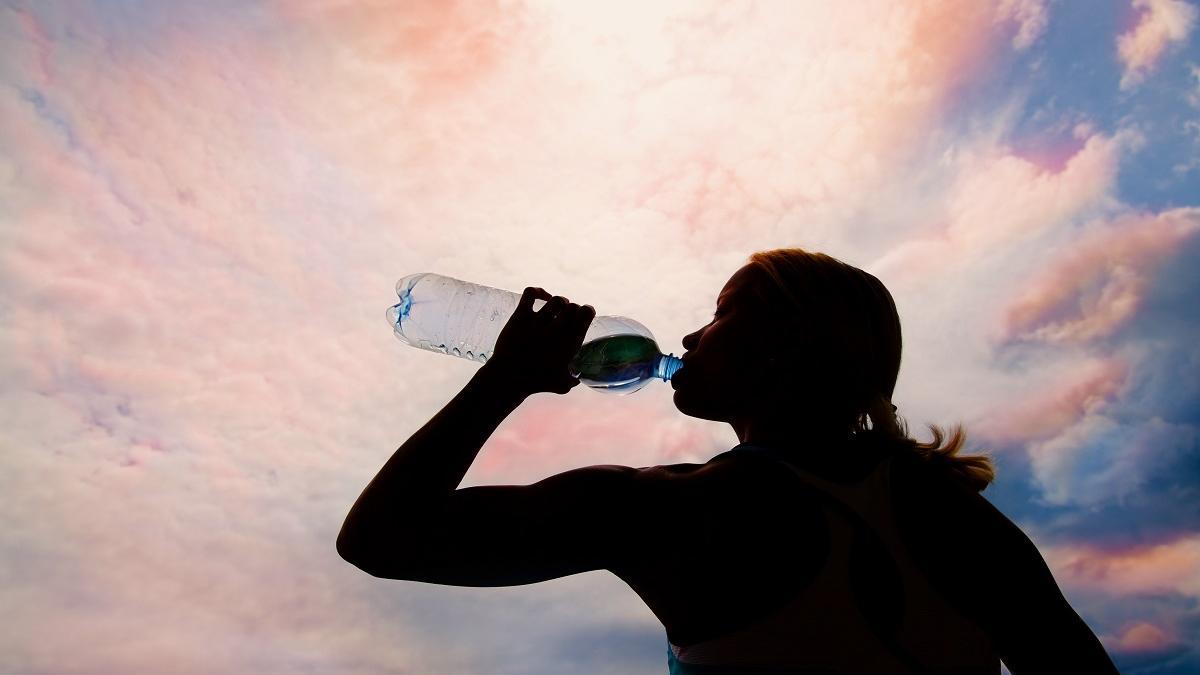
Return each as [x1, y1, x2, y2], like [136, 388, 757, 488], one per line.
[572, 304, 596, 338]
[518, 286, 550, 314]
[540, 295, 569, 317]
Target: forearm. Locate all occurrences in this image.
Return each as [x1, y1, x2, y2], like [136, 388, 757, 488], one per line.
[339, 364, 526, 544]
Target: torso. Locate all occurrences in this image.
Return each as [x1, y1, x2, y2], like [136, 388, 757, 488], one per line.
[612, 442, 997, 648]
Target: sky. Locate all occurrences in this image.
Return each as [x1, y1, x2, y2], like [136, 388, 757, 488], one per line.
[1, 0, 1199, 673]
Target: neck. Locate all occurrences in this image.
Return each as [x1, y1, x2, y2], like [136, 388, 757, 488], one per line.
[735, 416, 851, 451]
[735, 422, 887, 480]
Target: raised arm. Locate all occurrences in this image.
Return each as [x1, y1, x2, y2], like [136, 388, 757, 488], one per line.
[339, 463, 675, 586]
[338, 286, 604, 579]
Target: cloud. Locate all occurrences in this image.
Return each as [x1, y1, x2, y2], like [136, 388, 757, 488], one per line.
[1188, 64, 1200, 108]
[1118, 0, 1199, 90]
[996, 0, 1051, 50]
[999, 208, 1200, 345]
[270, 0, 535, 107]
[1026, 411, 1198, 506]
[972, 357, 1129, 445]
[1112, 621, 1175, 652]
[870, 126, 1141, 289]
[1044, 533, 1200, 599]
[975, 208, 1200, 508]
[1103, 620, 1195, 674]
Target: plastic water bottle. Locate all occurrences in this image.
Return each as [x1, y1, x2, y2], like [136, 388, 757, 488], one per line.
[386, 273, 684, 394]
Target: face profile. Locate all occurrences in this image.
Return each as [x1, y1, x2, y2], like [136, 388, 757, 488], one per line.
[672, 263, 805, 444]
[671, 254, 899, 456]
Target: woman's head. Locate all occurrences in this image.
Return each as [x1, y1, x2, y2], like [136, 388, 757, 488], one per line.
[674, 246, 994, 492]
[675, 248, 901, 440]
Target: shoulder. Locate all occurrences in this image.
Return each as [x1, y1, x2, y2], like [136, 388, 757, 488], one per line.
[612, 450, 823, 526]
[887, 450, 1046, 610]
[541, 459, 751, 505]
[888, 450, 1009, 534]
[629, 452, 827, 547]
[613, 453, 827, 576]
[635, 449, 812, 499]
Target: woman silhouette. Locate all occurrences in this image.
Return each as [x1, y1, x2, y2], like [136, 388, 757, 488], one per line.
[338, 248, 1119, 674]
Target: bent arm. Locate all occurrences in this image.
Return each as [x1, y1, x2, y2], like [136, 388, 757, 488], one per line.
[337, 363, 527, 563]
[341, 465, 650, 586]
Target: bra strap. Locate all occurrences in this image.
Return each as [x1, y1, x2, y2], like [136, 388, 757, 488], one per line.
[735, 448, 929, 674]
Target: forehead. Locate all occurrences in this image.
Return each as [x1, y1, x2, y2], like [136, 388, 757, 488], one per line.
[718, 264, 762, 301]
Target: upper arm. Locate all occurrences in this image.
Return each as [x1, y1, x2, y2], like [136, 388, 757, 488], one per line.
[983, 517, 1119, 674]
[338, 464, 686, 587]
[892, 459, 1118, 674]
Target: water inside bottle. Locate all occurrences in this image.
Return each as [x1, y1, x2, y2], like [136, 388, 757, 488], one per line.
[569, 334, 662, 391]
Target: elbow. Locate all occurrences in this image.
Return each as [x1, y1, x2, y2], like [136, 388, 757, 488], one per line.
[337, 514, 428, 580]
[336, 524, 399, 579]
[336, 530, 356, 563]
[336, 520, 371, 567]
[337, 534, 382, 577]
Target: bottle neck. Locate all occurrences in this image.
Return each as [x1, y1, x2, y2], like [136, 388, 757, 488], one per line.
[653, 352, 684, 381]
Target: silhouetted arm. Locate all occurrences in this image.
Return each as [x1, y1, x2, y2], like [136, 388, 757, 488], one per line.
[894, 456, 1119, 675]
[337, 362, 670, 585]
[342, 463, 664, 585]
[985, 516, 1120, 674]
[337, 363, 527, 572]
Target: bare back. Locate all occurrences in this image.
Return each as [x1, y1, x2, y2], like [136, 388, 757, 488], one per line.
[611, 443, 1119, 674]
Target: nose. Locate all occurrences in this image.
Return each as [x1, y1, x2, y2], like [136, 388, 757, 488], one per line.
[682, 328, 701, 351]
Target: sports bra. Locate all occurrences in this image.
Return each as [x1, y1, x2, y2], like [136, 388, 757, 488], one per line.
[666, 443, 1000, 674]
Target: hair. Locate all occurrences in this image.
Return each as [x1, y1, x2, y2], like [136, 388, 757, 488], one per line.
[746, 247, 995, 493]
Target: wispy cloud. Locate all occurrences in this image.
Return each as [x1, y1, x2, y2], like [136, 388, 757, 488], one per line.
[996, 0, 1051, 51]
[1118, 0, 1198, 89]
[1045, 533, 1200, 599]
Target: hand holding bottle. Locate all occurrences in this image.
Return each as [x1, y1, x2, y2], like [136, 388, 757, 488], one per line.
[481, 287, 597, 397]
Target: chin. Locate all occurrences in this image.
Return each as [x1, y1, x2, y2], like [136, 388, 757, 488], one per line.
[671, 388, 696, 416]
[672, 389, 726, 423]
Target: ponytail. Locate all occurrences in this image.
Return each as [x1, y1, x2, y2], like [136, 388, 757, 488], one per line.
[858, 394, 995, 493]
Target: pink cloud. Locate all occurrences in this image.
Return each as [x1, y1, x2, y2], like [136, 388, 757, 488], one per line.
[270, 0, 531, 107]
[995, 0, 1051, 50]
[266, 1, 1019, 258]
[973, 357, 1129, 445]
[1118, 0, 1198, 89]
[999, 207, 1200, 345]
[1044, 533, 1200, 599]
[872, 128, 1138, 286]
[10, 5, 55, 86]
[475, 395, 718, 485]
[1110, 621, 1175, 652]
